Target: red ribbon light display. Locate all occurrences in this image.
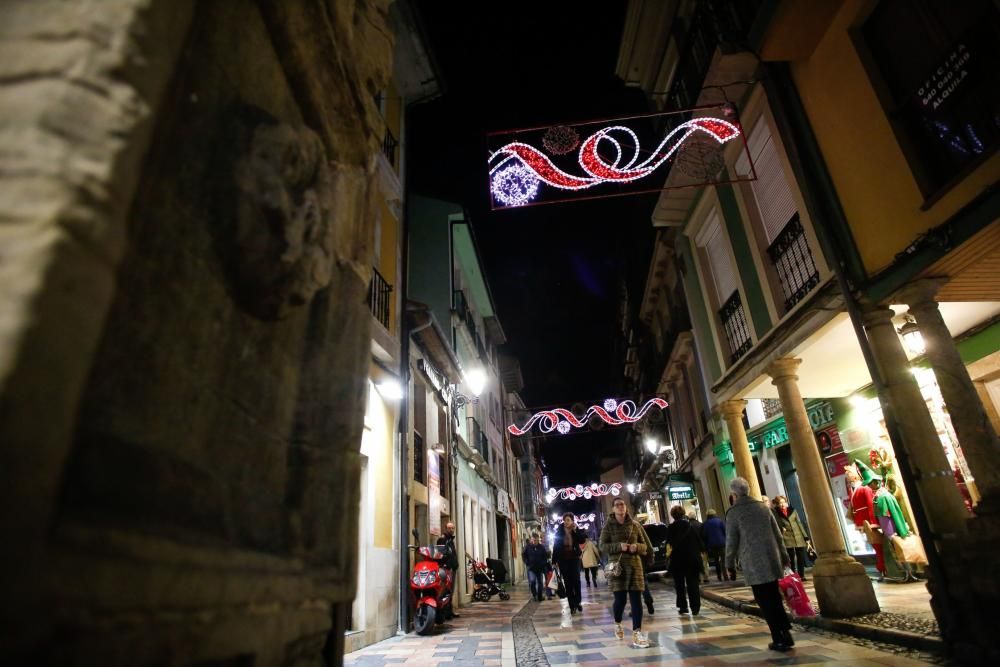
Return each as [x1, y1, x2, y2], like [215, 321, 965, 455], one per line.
[508, 397, 668, 436]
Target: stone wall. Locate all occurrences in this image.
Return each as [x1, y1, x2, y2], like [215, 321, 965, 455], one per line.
[0, 1, 392, 664]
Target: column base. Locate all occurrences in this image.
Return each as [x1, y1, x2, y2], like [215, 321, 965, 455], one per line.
[941, 514, 1000, 662]
[811, 554, 880, 617]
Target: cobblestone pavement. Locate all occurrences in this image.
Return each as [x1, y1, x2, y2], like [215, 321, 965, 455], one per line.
[345, 577, 949, 665]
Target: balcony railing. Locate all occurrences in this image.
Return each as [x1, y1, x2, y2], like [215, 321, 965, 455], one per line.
[367, 267, 393, 329]
[382, 126, 398, 168]
[719, 290, 752, 364]
[767, 213, 820, 311]
[469, 417, 487, 463]
[762, 398, 783, 420]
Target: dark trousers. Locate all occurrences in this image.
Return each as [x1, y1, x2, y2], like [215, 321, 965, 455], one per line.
[613, 590, 644, 630]
[642, 573, 653, 609]
[583, 566, 599, 584]
[787, 547, 808, 578]
[751, 580, 791, 641]
[528, 568, 546, 600]
[559, 559, 582, 610]
[708, 545, 728, 580]
[673, 570, 701, 613]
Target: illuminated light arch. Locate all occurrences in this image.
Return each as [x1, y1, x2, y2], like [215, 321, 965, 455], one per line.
[508, 397, 668, 436]
[545, 483, 623, 503]
[488, 118, 741, 206]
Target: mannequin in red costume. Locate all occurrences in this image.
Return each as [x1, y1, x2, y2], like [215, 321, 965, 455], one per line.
[846, 466, 885, 576]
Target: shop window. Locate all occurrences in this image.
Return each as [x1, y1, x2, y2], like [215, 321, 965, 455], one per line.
[856, 0, 1000, 199]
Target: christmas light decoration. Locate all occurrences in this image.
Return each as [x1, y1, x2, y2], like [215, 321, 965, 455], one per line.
[508, 397, 668, 436]
[546, 483, 622, 503]
[489, 118, 740, 206]
[542, 125, 580, 155]
[549, 512, 597, 529]
[490, 163, 540, 207]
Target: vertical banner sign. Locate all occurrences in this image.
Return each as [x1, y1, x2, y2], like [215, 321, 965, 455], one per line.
[428, 451, 441, 537]
[487, 104, 755, 210]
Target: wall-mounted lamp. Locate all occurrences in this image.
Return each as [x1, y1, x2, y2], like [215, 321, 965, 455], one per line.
[452, 366, 488, 409]
[375, 378, 404, 400]
[644, 438, 658, 454]
[626, 483, 635, 494]
[897, 315, 925, 355]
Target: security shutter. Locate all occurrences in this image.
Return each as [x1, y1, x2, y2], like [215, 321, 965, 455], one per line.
[736, 118, 798, 244]
[702, 211, 737, 304]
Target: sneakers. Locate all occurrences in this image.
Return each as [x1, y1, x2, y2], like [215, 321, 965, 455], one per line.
[614, 623, 624, 640]
[632, 630, 650, 648]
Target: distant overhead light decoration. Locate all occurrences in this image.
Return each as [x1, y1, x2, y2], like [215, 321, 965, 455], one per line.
[508, 397, 668, 436]
[549, 512, 597, 529]
[488, 118, 741, 207]
[546, 483, 622, 503]
[542, 125, 580, 155]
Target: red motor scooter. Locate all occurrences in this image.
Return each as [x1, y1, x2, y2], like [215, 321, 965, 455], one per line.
[408, 540, 455, 635]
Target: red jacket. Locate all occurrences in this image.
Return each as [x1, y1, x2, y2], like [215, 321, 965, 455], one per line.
[850, 484, 875, 527]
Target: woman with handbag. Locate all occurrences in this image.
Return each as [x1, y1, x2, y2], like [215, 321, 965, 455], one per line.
[599, 497, 654, 648]
[773, 496, 811, 580]
[552, 513, 587, 614]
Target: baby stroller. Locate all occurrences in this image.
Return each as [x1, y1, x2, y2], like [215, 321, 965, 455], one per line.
[468, 556, 511, 601]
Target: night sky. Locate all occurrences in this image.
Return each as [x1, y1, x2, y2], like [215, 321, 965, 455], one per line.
[409, 2, 658, 485]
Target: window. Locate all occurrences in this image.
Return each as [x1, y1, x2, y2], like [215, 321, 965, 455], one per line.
[413, 432, 426, 485]
[696, 210, 752, 363]
[857, 0, 1000, 197]
[737, 118, 819, 312]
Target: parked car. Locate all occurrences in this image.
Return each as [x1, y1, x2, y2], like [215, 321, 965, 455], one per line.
[641, 522, 669, 573]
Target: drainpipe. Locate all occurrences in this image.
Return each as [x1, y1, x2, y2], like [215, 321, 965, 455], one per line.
[762, 62, 955, 639]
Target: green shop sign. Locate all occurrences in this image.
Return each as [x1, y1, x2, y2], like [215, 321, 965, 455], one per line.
[749, 402, 835, 452]
[668, 484, 694, 501]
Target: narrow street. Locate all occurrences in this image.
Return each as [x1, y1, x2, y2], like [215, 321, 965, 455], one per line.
[347, 580, 944, 666]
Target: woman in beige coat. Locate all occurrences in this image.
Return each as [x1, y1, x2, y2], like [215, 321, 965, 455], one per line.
[580, 536, 601, 587]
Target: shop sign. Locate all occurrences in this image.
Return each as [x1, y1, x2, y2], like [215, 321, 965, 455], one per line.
[668, 484, 694, 501]
[750, 402, 835, 451]
[647, 491, 662, 500]
[497, 488, 510, 516]
[713, 441, 734, 465]
[915, 43, 971, 112]
[417, 358, 449, 402]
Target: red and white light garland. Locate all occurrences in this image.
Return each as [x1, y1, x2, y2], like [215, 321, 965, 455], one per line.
[549, 512, 596, 529]
[546, 483, 622, 503]
[489, 118, 741, 206]
[508, 397, 668, 436]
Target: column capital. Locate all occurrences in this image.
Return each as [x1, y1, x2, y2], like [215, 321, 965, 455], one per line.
[767, 357, 802, 383]
[719, 399, 747, 418]
[861, 305, 895, 329]
[894, 276, 948, 308]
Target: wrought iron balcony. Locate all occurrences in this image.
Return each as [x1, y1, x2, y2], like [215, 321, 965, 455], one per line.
[367, 267, 393, 329]
[719, 290, 752, 364]
[452, 289, 469, 320]
[381, 126, 398, 168]
[766, 213, 820, 311]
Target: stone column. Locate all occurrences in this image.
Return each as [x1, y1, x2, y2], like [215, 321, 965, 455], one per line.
[767, 358, 879, 617]
[862, 306, 970, 535]
[898, 278, 1000, 514]
[719, 399, 761, 500]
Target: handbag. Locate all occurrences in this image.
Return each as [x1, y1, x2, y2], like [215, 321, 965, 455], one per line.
[555, 569, 567, 599]
[604, 523, 635, 578]
[806, 541, 818, 561]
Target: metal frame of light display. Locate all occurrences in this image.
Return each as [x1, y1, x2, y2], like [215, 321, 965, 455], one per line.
[508, 397, 668, 436]
[487, 104, 755, 210]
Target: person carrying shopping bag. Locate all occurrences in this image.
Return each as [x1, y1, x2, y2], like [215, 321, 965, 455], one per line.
[580, 535, 601, 587]
[599, 497, 654, 648]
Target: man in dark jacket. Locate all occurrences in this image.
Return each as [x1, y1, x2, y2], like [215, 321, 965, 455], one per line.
[522, 533, 550, 601]
[552, 513, 587, 614]
[702, 509, 729, 581]
[667, 505, 706, 614]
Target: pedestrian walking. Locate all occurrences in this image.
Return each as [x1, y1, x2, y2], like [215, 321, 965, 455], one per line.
[773, 496, 811, 580]
[599, 497, 654, 648]
[523, 533, 550, 601]
[687, 511, 711, 584]
[436, 522, 461, 617]
[580, 535, 601, 587]
[726, 477, 795, 652]
[701, 509, 730, 581]
[552, 513, 587, 614]
[667, 505, 706, 615]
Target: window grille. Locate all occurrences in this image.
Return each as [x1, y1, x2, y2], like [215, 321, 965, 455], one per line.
[718, 291, 752, 363]
[767, 214, 820, 311]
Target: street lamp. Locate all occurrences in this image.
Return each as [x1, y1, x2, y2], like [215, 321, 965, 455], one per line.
[897, 315, 925, 355]
[453, 366, 488, 409]
[375, 378, 404, 400]
[626, 483, 635, 494]
[644, 438, 658, 454]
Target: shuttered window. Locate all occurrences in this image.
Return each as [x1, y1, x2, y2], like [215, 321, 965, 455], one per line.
[700, 211, 737, 304]
[736, 118, 797, 243]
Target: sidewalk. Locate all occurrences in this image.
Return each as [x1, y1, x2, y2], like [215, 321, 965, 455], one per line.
[700, 574, 942, 652]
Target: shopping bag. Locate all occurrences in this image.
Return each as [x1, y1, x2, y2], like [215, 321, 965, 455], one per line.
[778, 570, 816, 617]
[890, 534, 929, 566]
[556, 571, 567, 599]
